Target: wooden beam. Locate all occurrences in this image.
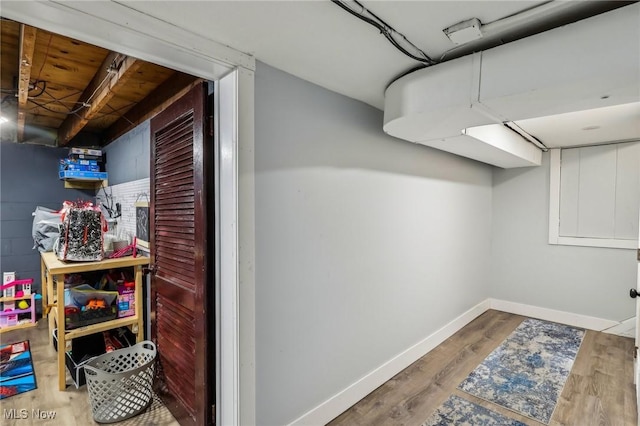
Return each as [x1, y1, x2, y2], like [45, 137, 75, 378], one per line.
[104, 72, 203, 144]
[17, 24, 37, 141]
[57, 54, 143, 145]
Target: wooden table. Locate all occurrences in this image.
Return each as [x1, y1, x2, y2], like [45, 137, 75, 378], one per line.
[40, 252, 149, 390]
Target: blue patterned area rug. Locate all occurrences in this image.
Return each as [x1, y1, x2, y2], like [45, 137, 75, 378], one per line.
[423, 395, 526, 426]
[0, 341, 37, 400]
[458, 318, 585, 424]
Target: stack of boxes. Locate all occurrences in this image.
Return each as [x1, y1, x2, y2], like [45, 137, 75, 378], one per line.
[59, 147, 108, 181]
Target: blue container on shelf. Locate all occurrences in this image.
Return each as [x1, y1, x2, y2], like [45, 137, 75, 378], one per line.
[59, 170, 108, 180]
[59, 158, 101, 172]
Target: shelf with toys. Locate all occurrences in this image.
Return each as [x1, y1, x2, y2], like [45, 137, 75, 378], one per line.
[0, 274, 42, 333]
[59, 147, 108, 190]
[40, 251, 149, 390]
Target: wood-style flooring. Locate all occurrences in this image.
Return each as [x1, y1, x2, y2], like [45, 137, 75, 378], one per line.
[0, 310, 636, 425]
[329, 310, 637, 426]
[0, 320, 179, 426]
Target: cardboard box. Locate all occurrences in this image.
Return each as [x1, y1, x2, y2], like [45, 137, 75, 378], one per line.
[69, 154, 102, 161]
[59, 158, 101, 173]
[116, 282, 135, 318]
[3, 272, 15, 298]
[59, 170, 108, 181]
[70, 147, 102, 157]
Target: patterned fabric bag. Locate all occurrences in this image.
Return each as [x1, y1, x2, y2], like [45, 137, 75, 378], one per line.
[55, 201, 105, 262]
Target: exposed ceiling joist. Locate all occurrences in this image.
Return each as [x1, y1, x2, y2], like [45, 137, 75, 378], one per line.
[57, 54, 143, 145]
[2, 19, 184, 145]
[105, 72, 203, 144]
[16, 24, 37, 141]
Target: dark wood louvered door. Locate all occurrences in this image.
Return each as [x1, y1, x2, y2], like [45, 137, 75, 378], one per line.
[150, 82, 213, 426]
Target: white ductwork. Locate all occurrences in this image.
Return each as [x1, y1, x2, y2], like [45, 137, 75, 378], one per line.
[383, 3, 640, 168]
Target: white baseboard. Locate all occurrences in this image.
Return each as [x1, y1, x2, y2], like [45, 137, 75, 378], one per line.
[601, 317, 636, 338]
[288, 298, 624, 426]
[636, 357, 640, 421]
[287, 299, 491, 426]
[488, 298, 619, 331]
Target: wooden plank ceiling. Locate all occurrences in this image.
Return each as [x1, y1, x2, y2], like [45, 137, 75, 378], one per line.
[0, 18, 203, 146]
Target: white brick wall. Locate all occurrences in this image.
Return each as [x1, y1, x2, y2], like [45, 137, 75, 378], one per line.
[95, 178, 150, 244]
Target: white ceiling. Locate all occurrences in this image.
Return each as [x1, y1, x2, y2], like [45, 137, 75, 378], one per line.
[117, 1, 638, 150]
[119, 1, 615, 109]
[515, 103, 640, 149]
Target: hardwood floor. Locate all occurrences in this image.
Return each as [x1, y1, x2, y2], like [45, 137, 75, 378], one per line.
[1, 310, 636, 425]
[329, 310, 637, 426]
[0, 320, 179, 426]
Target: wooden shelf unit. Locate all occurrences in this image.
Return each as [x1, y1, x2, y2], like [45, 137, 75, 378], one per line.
[40, 251, 149, 390]
[63, 179, 107, 190]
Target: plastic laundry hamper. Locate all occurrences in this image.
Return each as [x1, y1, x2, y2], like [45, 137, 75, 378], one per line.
[84, 341, 157, 423]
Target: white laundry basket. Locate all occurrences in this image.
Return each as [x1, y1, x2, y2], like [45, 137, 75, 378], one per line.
[84, 340, 157, 423]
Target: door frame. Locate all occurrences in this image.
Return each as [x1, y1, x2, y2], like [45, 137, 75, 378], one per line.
[636, 212, 640, 419]
[1, 3, 256, 425]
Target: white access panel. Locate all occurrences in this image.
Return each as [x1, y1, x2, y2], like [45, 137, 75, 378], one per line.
[559, 145, 617, 238]
[558, 148, 580, 237]
[558, 142, 639, 242]
[576, 145, 617, 238]
[614, 142, 640, 240]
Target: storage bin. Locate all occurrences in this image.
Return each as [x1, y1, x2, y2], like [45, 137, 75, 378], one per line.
[59, 170, 108, 180]
[52, 329, 105, 388]
[52, 328, 137, 388]
[66, 305, 118, 329]
[84, 341, 156, 423]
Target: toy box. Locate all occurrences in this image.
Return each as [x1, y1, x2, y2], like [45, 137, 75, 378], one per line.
[2, 272, 15, 298]
[64, 285, 118, 328]
[59, 170, 108, 181]
[59, 158, 101, 173]
[116, 282, 135, 318]
[70, 147, 103, 157]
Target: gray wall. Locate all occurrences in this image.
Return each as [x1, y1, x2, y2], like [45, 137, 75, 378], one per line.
[103, 120, 150, 185]
[254, 62, 493, 425]
[490, 151, 637, 321]
[0, 142, 92, 295]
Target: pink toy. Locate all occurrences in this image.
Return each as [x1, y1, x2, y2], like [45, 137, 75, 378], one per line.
[1, 275, 37, 330]
[1, 278, 33, 295]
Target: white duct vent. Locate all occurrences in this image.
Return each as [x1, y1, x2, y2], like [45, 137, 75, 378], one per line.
[383, 3, 640, 168]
